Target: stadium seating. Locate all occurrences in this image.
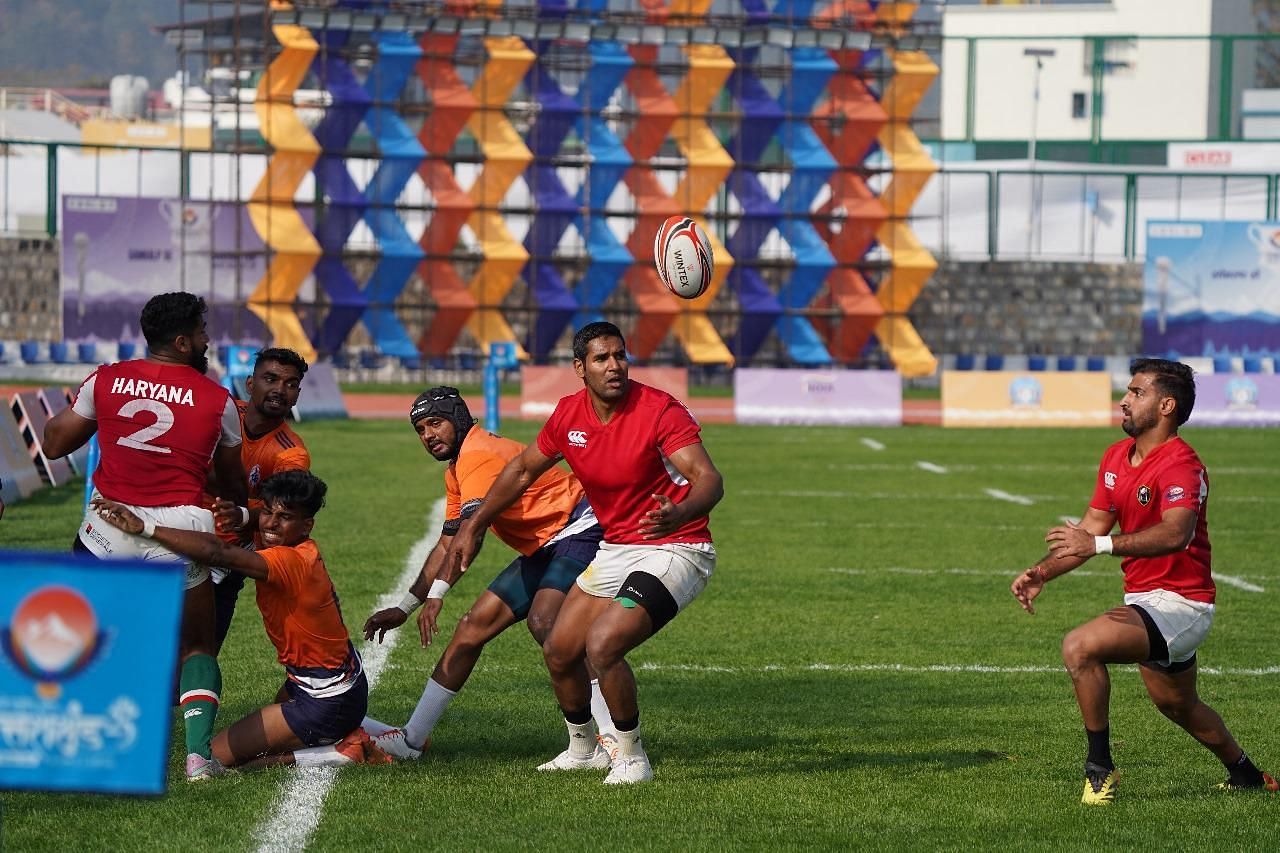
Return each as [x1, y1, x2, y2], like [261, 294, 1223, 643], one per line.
[1086, 356, 1106, 372]
[954, 354, 976, 371]
[1243, 357, 1263, 374]
[1212, 356, 1233, 373]
[19, 341, 43, 364]
[78, 342, 99, 363]
[1028, 355, 1048, 371]
[49, 342, 71, 364]
[983, 354, 1004, 371]
[117, 341, 137, 361]
[1057, 356, 1076, 371]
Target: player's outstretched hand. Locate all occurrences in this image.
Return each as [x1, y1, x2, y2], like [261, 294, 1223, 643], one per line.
[90, 496, 144, 536]
[1011, 566, 1046, 615]
[640, 493, 683, 540]
[417, 599, 443, 648]
[363, 607, 407, 643]
[1046, 519, 1096, 559]
[212, 497, 249, 537]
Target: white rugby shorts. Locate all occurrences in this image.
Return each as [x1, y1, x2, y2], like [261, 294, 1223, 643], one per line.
[577, 540, 716, 612]
[80, 491, 215, 590]
[1124, 588, 1215, 665]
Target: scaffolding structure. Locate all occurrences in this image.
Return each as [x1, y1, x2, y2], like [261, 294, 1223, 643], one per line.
[171, 0, 940, 374]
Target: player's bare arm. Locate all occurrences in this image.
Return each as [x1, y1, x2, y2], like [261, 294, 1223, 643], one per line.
[640, 442, 724, 540]
[447, 443, 557, 575]
[1011, 507, 1115, 614]
[41, 408, 97, 459]
[91, 496, 270, 579]
[1047, 506, 1196, 560]
[213, 442, 249, 508]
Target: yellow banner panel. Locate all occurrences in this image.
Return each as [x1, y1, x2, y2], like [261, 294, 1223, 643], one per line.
[942, 371, 1113, 427]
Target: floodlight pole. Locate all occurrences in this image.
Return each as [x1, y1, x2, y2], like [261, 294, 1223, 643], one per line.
[1024, 48, 1056, 257]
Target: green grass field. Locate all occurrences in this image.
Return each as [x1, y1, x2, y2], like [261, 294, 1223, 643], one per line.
[3, 421, 1278, 851]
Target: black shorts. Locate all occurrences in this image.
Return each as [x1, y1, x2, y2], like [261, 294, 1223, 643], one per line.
[280, 671, 369, 747]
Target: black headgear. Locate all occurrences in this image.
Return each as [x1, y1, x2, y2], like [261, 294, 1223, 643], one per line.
[409, 386, 475, 456]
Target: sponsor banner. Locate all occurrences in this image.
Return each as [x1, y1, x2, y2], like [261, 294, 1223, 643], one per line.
[1167, 142, 1280, 172]
[1144, 220, 1280, 359]
[81, 119, 211, 150]
[734, 369, 902, 426]
[520, 367, 688, 419]
[0, 550, 184, 795]
[60, 195, 313, 345]
[1188, 374, 1280, 427]
[943, 372, 1112, 428]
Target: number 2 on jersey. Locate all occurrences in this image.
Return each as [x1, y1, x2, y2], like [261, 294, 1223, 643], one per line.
[116, 398, 175, 454]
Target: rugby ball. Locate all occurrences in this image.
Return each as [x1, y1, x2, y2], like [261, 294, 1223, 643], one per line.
[654, 216, 714, 299]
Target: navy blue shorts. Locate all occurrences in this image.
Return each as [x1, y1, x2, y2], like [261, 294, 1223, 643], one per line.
[488, 513, 603, 620]
[281, 671, 369, 747]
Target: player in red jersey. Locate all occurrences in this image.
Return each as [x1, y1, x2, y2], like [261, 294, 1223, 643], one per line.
[358, 388, 608, 762]
[91, 470, 386, 771]
[1011, 358, 1276, 804]
[210, 348, 311, 652]
[448, 322, 724, 784]
[42, 292, 248, 781]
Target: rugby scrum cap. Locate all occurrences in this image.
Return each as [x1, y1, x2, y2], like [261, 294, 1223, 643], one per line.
[409, 386, 475, 441]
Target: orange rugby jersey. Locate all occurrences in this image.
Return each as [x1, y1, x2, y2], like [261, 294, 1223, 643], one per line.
[238, 400, 311, 499]
[446, 428, 584, 556]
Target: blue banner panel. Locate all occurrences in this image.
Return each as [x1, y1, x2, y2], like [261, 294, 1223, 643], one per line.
[1144, 221, 1280, 359]
[0, 551, 184, 795]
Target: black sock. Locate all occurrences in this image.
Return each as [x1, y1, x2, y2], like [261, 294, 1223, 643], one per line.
[612, 713, 639, 734]
[1086, 727, 1113, 770]
[562, 705, 592, 726]
[1227, 751, 1264, 785]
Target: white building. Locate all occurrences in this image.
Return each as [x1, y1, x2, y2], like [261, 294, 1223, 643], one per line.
[941, 0, 1257, 145]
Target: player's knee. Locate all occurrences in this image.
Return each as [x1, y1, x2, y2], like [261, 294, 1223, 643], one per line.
[1060, 629, 1095, 671]
[543, 637, 576, 676]
[451, 611, 491, 653]
[526, 611, 554, 646]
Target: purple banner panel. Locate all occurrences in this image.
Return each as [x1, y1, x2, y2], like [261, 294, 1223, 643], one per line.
[60, 196, 283, 346]
[1188, 374, 1280, 427]
[734, 368, 902, 426]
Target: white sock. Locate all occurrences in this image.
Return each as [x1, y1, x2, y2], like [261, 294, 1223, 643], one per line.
[566, 718, 597, 757]
[613, 722, 644, 758]
[293, 744, 356, 768]
[360, 716, 396, 737]
[590, 679, 617, 742]
[404, 678, 457, 750]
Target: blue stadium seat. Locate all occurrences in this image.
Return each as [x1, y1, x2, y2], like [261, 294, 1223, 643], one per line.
[20, 341, 42, 363]
[1212, 357, 1233, 374]
[77, 342, 98, 363]
[984, 354, 1005, 371]
[1243, 357, 1263, 374]
[1057, 356, 1077, 372]
[49, 342, 71, 364]
[359, 350, 384, 370]
[329, 350, 351, 369]
[1086, 356, 1106, 372]
[1028, 355, 1048, 371]
[400, 354, 422, 370]
[118, 341, 137, 361]
[954, 354, 976, 371]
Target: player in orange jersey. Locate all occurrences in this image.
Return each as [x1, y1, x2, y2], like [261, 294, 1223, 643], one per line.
[209, 348, 311, 652]
[92, 470, 386, 771]
[359, 387, 611, 763]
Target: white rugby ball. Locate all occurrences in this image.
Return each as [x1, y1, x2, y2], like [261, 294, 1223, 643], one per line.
[654, 215, 714, 299]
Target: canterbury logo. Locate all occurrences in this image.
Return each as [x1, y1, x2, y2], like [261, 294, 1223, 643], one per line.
[568, 430, 588, 448]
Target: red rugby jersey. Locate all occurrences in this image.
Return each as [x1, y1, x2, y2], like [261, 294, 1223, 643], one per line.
[537, 381, 711, 546]
[1089, 436, 1214, 603]
[72, 359, 241, 507]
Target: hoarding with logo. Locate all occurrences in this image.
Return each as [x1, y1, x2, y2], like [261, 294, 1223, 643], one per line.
[1143, 220, 1280, 359]
[942, 372, 1112, 427]
[1187, 374, 1280, 427]
[0, 551, 184, 795]
[734, 369, 902, 426]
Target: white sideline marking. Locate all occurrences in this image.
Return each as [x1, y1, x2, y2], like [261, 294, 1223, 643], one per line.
[632, 661, 1280, 677]
[916, 461, 948, 474]
[860, 438, 886, 451]
[984, 488, 1034, 506]
[1058, 515, 1081, 525]
[252, 498, 446, 853]
[1217, 574, 1266, 593]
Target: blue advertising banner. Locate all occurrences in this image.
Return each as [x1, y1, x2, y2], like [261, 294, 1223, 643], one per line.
[0, 550, 184, 795]
[1144, 221, 1280, 359]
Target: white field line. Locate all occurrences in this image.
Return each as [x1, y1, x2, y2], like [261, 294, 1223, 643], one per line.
[252, 498, 445, 853]
[825, 566, 1265, 593]
[741, 490, 1069, 502]
[632, 661, 1280, 677]
[1058, 515, 1081, 525]
[860, 438, 886, 451]
[916, 461, 948, 474]
[984, 488, 1035, 506]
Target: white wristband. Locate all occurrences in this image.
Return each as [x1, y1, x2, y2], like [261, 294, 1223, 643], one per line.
[426, 579, 452, 600]
[140, 520, 156, 539]
[396, 592, 424, 615]
[1094, 535, 1113, 555]
[238, 506, 250, 528]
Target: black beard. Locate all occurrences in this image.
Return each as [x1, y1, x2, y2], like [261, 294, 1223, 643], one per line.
[193, 353, 209, 374]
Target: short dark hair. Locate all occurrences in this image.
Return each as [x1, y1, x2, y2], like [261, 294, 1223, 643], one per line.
[572, 321, 625, 361]
[259, 470, 327, 518]
[255, 347, 308, 378]
[140, 292, 207, 350]
[1131, 357, 1196, 425]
